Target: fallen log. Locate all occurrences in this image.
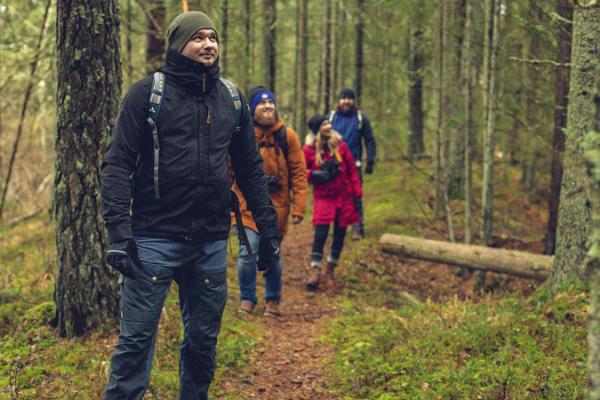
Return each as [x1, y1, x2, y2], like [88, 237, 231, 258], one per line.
[380, 233, 553, 281]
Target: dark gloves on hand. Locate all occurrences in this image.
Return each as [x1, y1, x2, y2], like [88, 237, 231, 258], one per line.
[106, 239, 144, 279]
[323, 159, 339, 180]
[365, 161, 375, 175]
[266, 175, 281, 192]
[257, 237, 280, 274]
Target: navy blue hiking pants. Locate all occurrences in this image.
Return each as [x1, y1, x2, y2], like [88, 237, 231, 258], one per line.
[104, 237, 228, 400]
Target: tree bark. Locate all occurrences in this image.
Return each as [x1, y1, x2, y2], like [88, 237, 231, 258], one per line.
[481, 0, 500, 246]
[434, 0, 447, 218]
[220, 0, 228, 75]
[355, 0, 364, 104]
[323, 0, 333, 114]
[549, 2, 600, 288]
[380, 234, 553, 281]
[585, 58, 600, 400]
[297, 0, 308, 139]
[545, 0, 574, 255]
[54, 0, 122, 337]
[463, 0, 474, 244]
[407, 0, 425, 159]
[243, 0, 251, 94]
[263, 0, 276, 92]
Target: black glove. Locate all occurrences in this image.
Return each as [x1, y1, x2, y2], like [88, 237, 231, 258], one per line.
[265, 175, 281, 192]
[310, 169, 331, 184]
[323, 159, 339, 180]
[257, 236, 280, 274]
[365, 161, 374, 175]
[105, 239, 144, 280]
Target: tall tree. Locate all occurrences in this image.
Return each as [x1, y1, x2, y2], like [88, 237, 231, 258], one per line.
[243, 0, 252, 93]
[296, 0, 308, 139]
[54, 0, 122, 337]
[545, 0, 574, 255]
[355, 0, 365, 104]
[585, 59, 600, 400]
[221, 0, 229, 75]
[463, 0, 474, 244]
[434, 0, 447, 218]
[407, 0, 425, 159]
[323, 0, 333, 113]
[481, 0, 500, 246]
[548, 2, 600, 288]
[141, 0, 166, 75]
[264, 0, 276, 91]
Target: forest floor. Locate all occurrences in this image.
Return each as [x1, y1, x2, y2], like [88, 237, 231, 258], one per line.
[0, 160, 588, 399]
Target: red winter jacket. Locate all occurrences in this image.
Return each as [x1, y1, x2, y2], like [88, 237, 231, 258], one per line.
[303, 138, 362, 227]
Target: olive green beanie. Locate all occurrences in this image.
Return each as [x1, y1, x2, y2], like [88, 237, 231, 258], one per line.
[166, 11, 218, 53]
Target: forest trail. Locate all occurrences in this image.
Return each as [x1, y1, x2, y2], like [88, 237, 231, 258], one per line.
[221, 222, 343, 399]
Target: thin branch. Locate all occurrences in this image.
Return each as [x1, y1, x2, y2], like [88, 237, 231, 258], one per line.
[509, 56, 571, 68]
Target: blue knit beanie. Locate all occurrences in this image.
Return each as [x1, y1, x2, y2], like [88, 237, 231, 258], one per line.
[248, 85, 276, 115]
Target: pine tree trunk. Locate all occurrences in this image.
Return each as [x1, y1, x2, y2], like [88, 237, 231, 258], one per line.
[355, 0, 364, 104]
[297, 0, 308, 139]
[143, 0, 166, 75]
[323, 0, 333, 114]
[585, 57, 600, 400]
[263, 0, 276, 92]
[407, 0, 425, 159]
[220, 0, 228, 75]
[481, 0, 500, 246]
[545, 0, 574, 255]
[332, 0, 340, 100]
[54, 0, 122, 337]
[434, 0, 446, 218]
[463, 0, 474, 244]
[243, 0, 251, 93]
[549, 2, 600, 288]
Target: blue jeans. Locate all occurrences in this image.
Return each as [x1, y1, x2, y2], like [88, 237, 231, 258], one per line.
[104, 237, 228, 400]
[237, 228, 282, 304]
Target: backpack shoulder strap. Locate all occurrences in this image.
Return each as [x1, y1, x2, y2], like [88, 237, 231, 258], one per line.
[357, 110, 363, 130]
[148, 71, 166, 199]
[220, 78, 242, 133]
[275, 125, 288, 159]
[328, 110, 336, 122]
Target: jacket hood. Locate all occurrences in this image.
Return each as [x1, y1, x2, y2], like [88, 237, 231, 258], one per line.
[161, 49, 220, 94]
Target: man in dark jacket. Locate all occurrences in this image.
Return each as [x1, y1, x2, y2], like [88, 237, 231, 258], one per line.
[100, 11, 278, 400]
[328, 88, 376, 240]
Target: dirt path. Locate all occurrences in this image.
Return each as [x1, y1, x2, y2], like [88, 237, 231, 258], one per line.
[221, 222, 343, 400]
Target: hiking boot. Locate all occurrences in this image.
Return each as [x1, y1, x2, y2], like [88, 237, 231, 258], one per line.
[264, 300, 281, 317]
[238, 300, 255, 314]
[305, 265, 321, 291]
[324, 261, 336, 284]
[351, 230, 363, 241]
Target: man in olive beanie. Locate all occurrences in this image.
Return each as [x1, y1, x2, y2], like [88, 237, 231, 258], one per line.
[101, 11, 278, 400]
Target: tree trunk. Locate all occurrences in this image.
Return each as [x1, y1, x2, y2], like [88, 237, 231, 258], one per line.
[243, 0, 251, 93]
[380, 234, 553, 281]
[355, 0, 364, 104]
[481, 0, 500, 246]
[585, 57, 600, 400]
[323, 0, 333, 114]
[332, 0, 340, 100]
[549, 3, 600, 288]
[54, 0, 122, 337]
[263, 0, 276, 91]
[463, 0, 474, 244]
[545, 0, 574, 255]
[407, 0, 425, 159]
[434, 0, 447, 218]
[297, 0, 308, 139]
[143, 0, 166, 75]
[220, 0, 228, 76]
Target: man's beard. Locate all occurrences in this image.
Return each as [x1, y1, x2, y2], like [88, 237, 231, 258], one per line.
[255, 112, 276, 126]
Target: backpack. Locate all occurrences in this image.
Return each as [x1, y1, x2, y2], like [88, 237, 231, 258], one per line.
[328, 110, 363, 130]
[258, 124, 288, 159]
[147, 72, 242, 199]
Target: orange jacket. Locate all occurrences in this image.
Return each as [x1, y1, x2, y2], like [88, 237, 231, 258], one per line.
[232, 118, 308, 237]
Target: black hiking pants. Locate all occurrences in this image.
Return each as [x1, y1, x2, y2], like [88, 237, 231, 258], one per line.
[310, 221, 347, 265]
[104, 237, 228, 400]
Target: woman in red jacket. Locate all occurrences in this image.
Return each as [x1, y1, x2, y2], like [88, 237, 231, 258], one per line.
[303, 115, 362, 290]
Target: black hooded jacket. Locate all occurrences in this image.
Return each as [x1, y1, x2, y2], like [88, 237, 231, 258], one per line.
[101, 50, 276, 244]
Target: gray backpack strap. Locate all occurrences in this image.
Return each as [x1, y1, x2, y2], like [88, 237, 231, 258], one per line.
[357, 110, 363, 130]
[328, 110, 336, 122]
[219, 78, 242, 132]
[147, 71, 166, 199]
